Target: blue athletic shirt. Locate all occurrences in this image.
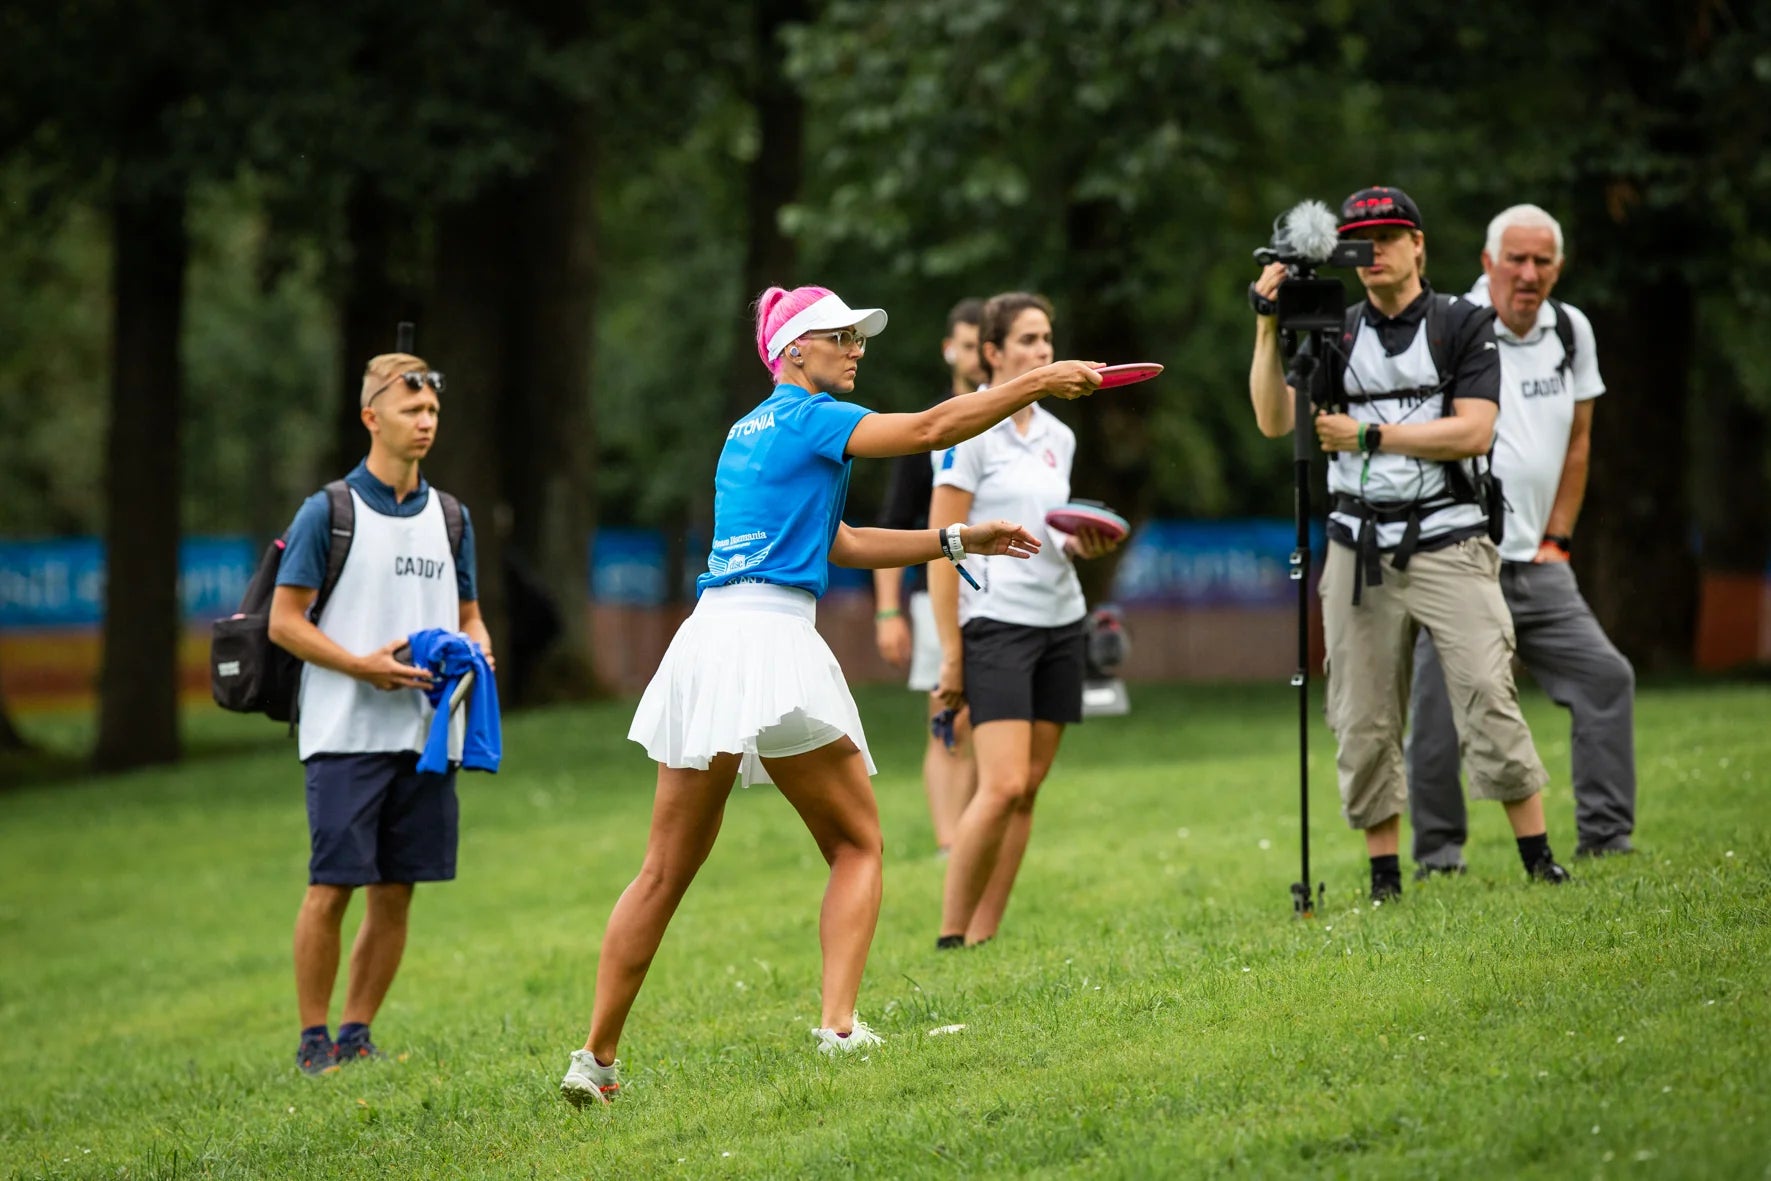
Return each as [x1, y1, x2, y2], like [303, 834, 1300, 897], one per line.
[696, 384, 874, 598]
[277, 459, 478, 601]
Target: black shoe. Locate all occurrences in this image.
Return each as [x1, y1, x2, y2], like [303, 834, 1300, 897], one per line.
[332, 1030, 386, 1065]
[935, 934, 965, 950]
[1575, 838, 1634, 859]
[1527, 851, 1572, 884]
[1370, 875, 1403, 903]
[296, 1031, 337, 1076]
[1413, 862, 1467, 883]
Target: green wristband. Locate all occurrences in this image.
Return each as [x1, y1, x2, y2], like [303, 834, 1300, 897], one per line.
[875, 608, 902, 621]
[1357, 422, 1368, 452]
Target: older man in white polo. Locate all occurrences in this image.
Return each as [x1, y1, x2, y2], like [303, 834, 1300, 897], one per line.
[1406, 204, 1638, 876]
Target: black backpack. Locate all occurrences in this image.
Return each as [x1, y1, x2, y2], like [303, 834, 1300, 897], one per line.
[1340, 294, 1574, 546]
[210, 480, 465, 723]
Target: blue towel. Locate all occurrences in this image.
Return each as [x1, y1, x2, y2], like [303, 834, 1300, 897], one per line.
[406, 627, 501, 774]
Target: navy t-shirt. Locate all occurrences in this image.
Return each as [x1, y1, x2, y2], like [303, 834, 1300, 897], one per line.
[697, 384, 873, 598]
[276, 460, 478, 601]
[874, 394, 947, 593]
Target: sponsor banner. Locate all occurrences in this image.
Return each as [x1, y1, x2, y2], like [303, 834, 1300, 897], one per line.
[4, 518, 1341, 627]
[0, 538, 257, 630]
[589, 527, 669, 608]
[1110, 519, 1326, 609]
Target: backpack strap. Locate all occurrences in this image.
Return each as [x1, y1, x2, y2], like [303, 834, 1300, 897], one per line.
[312, 480, 355, 621]
[1424, 292, 1453, 393]
[1341, 302, 1362, 348]
[1550, 297, 1576, 376]
[435, 489, 466, 560]
[1324, 303, 1363, 411]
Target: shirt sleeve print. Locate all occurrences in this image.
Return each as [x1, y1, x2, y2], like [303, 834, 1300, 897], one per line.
[275, 491, 332, 589]
[931, 434, 986, 494]
[801, 397, 875, 463]
[1567, 305, 1605, 401]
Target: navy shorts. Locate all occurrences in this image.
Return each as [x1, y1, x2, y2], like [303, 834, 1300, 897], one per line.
[304, 752, 459, 886]
[962, 617, 1086, 727]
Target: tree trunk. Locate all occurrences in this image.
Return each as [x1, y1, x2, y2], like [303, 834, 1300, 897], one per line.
[1690, 328, 1769, 574]
[334, 179, 424, 479]
[428, 186, 515, 699]
[501, 106, 601, 701]
[1578, 278, 1699, 673]
[1059, 196, 1145, 604]
[94, 181, 188, 771]
[722, 0, 806, 426]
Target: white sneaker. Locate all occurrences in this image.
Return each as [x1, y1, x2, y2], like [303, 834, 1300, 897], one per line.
[560, 1049, 621, 1107]
[812, 1017, 884, 1055]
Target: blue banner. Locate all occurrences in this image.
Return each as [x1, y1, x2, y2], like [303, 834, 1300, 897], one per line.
[1110, 519, 1325, 609]
[3, 519, 1338, 629]
[0, 537, 258, 630]
[589, 528, 669, 607]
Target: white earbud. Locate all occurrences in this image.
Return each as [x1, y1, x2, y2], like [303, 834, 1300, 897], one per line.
[789, 346, 801, 358]
[943, 346, 959, 365]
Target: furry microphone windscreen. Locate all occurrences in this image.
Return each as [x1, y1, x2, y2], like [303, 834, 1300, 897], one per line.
[1277, 200, 1342, 265]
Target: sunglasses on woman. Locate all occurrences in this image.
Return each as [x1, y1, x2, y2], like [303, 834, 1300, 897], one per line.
[804, 328, 868, 352]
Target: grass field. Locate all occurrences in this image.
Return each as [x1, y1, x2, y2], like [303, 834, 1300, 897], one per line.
[2, 680, 1768, 1179]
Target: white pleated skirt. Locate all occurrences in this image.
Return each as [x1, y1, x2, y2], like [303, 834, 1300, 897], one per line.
[627, 582, 876, 787]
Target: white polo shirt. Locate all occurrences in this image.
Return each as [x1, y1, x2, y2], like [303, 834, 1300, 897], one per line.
[931, 402, 1086, 629]
[1468, 279, 1605, 562]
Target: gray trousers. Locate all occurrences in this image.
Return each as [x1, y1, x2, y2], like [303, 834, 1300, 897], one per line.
[1406, 560, 1637, 864]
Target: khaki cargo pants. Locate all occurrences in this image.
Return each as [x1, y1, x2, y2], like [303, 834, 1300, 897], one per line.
[1320, 536, 1547, 831]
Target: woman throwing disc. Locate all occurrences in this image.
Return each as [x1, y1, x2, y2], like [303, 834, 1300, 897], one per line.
[931, 292, 1123, 950]
[559, 285, 1102, 1106]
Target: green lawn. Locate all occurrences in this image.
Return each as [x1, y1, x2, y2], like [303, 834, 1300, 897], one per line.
[2, 681, 1768, 1179]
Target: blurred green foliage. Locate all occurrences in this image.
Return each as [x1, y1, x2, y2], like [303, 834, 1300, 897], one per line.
[0, 0, 1765, 543]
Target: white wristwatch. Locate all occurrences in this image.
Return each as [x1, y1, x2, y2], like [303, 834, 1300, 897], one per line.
[944, 522, 967, 563]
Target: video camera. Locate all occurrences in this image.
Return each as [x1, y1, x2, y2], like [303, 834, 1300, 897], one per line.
[1251, 201, 1374, 332]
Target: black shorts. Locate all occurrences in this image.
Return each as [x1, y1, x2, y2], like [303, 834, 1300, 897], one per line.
[961, 617, 1086, 727]
[304, 752, 459, 886]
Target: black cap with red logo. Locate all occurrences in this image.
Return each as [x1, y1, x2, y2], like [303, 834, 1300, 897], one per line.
[1337, 186, 1424, 235]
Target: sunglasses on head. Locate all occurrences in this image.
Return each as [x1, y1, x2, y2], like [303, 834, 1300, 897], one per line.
[367, 369, 446, 403]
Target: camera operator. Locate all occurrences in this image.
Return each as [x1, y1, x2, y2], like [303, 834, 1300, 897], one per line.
[1247, 185, 1570, 902]
[1406, 205, 1636, 876]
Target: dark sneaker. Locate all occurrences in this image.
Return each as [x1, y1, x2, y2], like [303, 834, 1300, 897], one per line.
[297, 1031, 338, 1076]
[935, 934, 965, 950]
[1413, 862, 1467, 883]
[332, 1030, 386, 1065]
[1575, 838, 1634, 859]
[1528, 851, 1572, 884]
[1370, 875, 1403, 904]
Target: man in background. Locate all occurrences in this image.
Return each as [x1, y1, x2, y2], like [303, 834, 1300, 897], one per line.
[873, 298, 985, 853]
[1407, 204, 1637, 877]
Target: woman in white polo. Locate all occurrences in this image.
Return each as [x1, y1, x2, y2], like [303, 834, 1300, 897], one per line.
[929, 292, 1120, 949]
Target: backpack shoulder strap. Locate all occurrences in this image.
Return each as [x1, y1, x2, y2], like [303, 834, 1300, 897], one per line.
[312, 480, 355, 619]
[1424, 293, 1454, 391]
[1322, 303, 1363, 408]
[435, 489, 466, 558]
[1550, 298, 1576, 375]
